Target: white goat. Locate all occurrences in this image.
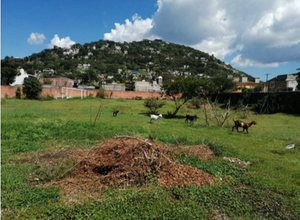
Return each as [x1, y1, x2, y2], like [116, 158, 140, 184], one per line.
[150, 114, 162, 123]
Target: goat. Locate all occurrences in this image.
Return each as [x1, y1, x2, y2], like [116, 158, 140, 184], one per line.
[185, 114, 198, 124]
[150, 114, 162, 123]
[232, 119, 257, 133]
[113, 110, 119, 117]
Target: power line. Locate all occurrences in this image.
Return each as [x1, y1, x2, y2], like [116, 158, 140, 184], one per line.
[265, 73, 271, 92]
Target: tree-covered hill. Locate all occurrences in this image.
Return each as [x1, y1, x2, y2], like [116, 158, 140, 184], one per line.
[1, 39, 253, 85]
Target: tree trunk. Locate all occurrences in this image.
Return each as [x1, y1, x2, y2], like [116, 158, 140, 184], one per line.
[203, 99, 210, 126]
[170, 97, 188, 116]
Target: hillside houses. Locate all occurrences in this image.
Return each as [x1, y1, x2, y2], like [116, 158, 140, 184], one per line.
[63, 48, 79, 56]
[2, 39, 269, 94]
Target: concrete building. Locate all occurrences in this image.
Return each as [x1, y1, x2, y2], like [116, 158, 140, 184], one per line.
[135, 81, 161, 92]
[103, 83, 126, 91]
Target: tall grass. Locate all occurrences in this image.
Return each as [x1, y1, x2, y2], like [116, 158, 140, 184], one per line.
[1, 98, 300, 219]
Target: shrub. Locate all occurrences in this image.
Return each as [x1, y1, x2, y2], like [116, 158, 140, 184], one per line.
[16, 86, 22, 99]
[143, 97, 166, 114]
[96, 87, 108, 99]
[190, 97, 202, 109]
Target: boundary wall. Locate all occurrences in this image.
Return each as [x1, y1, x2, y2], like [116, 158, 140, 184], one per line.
[1, 86, 163, 99]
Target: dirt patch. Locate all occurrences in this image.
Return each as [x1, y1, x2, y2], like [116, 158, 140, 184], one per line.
[158, 163, 214, 188]
[37, 137, 214, 202]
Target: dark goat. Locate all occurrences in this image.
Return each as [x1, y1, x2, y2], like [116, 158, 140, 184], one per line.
[113, 110, 119, 117]
[232, 119, 257, 133]
[185, 114, 198, 124]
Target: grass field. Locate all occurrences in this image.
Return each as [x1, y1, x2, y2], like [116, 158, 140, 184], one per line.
[1, 98, 300, 219]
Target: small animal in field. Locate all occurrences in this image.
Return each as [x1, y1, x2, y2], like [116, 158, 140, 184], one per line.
[185, 114, 198, 124]
[232, 119, 257, 133]
[113, 110, 119, 117]
[150, 114, 162, 123]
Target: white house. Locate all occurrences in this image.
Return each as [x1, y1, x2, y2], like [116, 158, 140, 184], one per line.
[10, 69, 37, 86]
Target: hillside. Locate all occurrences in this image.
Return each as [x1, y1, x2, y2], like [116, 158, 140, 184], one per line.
[2, 39, 253, 85]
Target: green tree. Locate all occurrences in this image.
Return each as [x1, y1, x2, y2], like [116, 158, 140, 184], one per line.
[211, 75, 236, 93]
[1, 67, 18, 85]
[143, 97, 166, 114]
[162, 76, 215, 116]
[23, 78, 42, 99]
[43, 78, 53, 85]
[1, 58, 19, 85]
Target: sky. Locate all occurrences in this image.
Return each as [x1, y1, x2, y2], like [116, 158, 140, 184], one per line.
[2, 0, 300, 81]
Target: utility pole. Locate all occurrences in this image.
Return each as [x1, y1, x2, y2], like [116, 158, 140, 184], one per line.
[265, 73, 271, 92]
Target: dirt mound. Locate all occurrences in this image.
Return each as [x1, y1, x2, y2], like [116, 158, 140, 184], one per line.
[41, 137, 214, 201]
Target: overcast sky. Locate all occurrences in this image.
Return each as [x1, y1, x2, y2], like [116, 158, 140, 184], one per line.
[2, 0, 300, 80]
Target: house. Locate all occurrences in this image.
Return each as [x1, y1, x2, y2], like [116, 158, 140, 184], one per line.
[77, 64, 91, 69]
[232, 77, 264, 93]
[286, 74, 298, 91]
[10, 69, 37, 86]
[233, 81, 264, 93]
[43, 68, 55, 74]
[63, 48, 79, 56]
[267, 74, 298, 91]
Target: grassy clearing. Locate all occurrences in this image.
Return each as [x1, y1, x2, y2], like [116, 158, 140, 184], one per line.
[1, 98, 300, 219]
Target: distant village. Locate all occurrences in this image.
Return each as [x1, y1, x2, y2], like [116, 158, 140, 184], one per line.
[3, 39, 299, 99]
[10, 67, 299, 95]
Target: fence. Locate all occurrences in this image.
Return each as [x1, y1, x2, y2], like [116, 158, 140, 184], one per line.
[213, 91, 300, 115]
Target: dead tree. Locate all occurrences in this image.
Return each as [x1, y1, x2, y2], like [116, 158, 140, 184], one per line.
[90, 100, 104, 127]
[207, 98, 236, 127]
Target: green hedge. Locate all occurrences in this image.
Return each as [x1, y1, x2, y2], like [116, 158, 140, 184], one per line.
[213, 91, 300, 115]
